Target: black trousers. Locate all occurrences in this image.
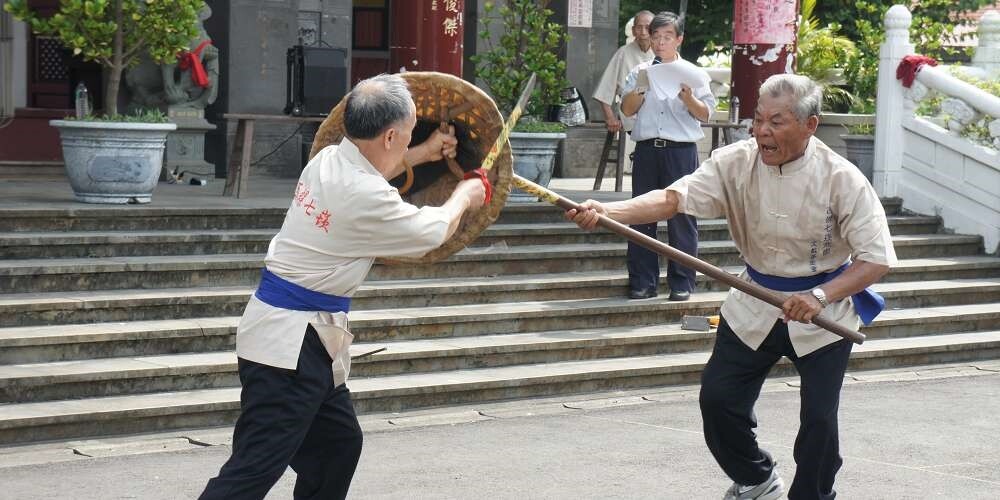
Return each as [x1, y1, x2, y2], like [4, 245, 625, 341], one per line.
[628, 141, 699, 293]
[200, 326, 363, 500]
[699, 316, 852, 500]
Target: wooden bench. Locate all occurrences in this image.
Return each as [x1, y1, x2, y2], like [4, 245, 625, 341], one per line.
[222, 113, 327, 198]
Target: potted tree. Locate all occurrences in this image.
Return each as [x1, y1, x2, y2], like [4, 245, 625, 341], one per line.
[471, 0, 569, 201]
[5, 0, 203, 203]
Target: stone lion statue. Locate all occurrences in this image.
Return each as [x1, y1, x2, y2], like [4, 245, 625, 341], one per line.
[125, 5, 219, 112]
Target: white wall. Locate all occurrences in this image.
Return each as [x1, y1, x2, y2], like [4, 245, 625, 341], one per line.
[0, 8, 27, 112]
[900, 117, 1000, 253]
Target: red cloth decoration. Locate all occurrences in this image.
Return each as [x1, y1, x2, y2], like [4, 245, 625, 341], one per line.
[463, 168, 492, 206]
[896, 55, 937, 88]
[177, 40, 213, 88]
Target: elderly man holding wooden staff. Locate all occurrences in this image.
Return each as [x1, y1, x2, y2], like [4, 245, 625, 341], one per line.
[567, 73, 896, 500]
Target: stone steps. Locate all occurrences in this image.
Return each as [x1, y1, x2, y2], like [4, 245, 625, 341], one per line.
[1, 194, 994, 446]
[2, 257, 998, 328]
[0, 216, 941, 259]
[0, 328, 996, 444]
[0, 234, 984, 293]
[1, 279, 997, 365]
[0, 161, 65, 181]
[0, 208, 289, 232]
[0, 198, 906, 232]
[1, 302, 998, 404]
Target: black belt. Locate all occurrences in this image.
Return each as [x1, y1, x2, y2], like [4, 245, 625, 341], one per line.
[636, 138, 695, 148]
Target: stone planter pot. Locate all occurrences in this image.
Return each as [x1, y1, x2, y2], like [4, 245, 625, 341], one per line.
[840, 133, 875, 183]
[508, 131, 566, 202]
[50, 120, 177, 204]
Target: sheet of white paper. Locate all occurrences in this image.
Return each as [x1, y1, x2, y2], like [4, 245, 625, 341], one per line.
[646, 62, 710, 99]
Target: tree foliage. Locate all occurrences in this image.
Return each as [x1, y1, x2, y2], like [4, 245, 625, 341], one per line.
[623, 0, 995, 114]
[470, 0, 570, 119]
[796, 0, 858, 111]
[619, 0, 733, 61]
[5, 0, 203, 116]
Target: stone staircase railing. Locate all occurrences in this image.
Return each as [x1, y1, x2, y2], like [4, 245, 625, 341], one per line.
[874, 5, 1000, 255]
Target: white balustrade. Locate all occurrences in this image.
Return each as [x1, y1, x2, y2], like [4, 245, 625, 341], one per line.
[875, 5, 999, 254]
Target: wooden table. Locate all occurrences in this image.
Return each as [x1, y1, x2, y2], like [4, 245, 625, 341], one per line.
[591, 121, 746, 192]
[704, 122, 746, 150]
[222, 113, 327, 198]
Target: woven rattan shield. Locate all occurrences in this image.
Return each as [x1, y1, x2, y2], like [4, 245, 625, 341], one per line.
[309, 71, 513, 264]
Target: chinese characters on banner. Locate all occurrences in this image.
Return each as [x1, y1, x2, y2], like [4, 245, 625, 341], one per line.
[733, 0, 797, 44]
[568, 0, 593, 28]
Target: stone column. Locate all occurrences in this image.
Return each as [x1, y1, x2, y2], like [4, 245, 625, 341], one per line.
[872, 5, 913, 198]
[972, 10, 999, 78]
[563, 0, 618, 124]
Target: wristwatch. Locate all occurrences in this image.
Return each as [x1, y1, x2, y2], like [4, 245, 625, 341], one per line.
[810, 287, 829, 307]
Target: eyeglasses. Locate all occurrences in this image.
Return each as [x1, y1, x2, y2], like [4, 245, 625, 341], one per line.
[651, 34, 678, 43]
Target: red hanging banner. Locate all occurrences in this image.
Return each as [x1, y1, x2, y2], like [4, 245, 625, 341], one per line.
[730, 0, 798, 120]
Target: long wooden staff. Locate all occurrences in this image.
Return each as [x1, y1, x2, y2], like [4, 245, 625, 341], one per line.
[482, 74, 866, 345]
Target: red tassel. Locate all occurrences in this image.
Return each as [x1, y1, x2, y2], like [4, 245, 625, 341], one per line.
[177, 40, 213, 89]
[896, 55, 937, 88]
[463, 168, 493, 205]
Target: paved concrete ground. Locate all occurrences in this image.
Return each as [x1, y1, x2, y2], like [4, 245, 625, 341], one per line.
[1, 364, 998, 499]
[0, 175, 633, 209]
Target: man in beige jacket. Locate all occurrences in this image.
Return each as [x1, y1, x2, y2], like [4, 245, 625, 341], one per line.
[592, 10, 654, 174]
[568, 74, 896, 500]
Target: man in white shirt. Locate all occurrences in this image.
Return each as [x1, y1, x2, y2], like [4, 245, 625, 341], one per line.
[592, 10, 654, 173]
[619, 11, 715, 301]
[567, 74, 896, 500]
[200, 74, 486, 500]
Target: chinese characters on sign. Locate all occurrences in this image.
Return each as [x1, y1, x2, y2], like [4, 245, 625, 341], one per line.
[733, 0, 797, 45]
[440, 0, 461, 37]
[568, 0, 592, 28]
[442, 17, 459, 37]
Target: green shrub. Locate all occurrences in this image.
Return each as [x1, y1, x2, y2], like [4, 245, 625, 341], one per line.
[66, 109, 169, 123]
[513, 117, 567, 133]
[796, 0, 858, 111]
[470, 0, 570, 119]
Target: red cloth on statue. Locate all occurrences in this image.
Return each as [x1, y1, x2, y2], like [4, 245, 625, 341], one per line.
[177, 40, 213, 88]
[896, 55, 937, 88]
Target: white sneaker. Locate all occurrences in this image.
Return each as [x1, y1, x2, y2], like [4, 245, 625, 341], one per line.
[722, 469, 785, 500]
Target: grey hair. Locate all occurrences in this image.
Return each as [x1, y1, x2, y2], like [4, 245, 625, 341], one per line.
[649, 11, 684, 36]
[759, 74, 823, 121]
[634, 10, 654, 22]
[344, 74, 413, 140]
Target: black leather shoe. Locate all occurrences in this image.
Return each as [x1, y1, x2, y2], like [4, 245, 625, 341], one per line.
[628, 288, 658, 299]
[668, 290, 691, 301]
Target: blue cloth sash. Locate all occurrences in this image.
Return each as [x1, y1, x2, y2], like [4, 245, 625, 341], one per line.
[745, 263, 884, 325]
[254, 268, 351, 313]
